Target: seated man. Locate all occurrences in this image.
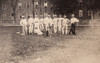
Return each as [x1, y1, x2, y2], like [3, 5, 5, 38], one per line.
[34, 15, 43, 35]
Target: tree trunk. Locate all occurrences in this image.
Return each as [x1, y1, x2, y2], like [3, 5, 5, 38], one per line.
[32, 0, 34, 18]
[13, 10, 16, 24]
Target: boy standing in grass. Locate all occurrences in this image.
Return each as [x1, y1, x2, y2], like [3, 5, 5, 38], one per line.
[20, 16, 28, 35]
[69, 14, 79, 35]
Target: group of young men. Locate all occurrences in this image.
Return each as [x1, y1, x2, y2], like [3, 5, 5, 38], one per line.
[20, 14, 79, 36]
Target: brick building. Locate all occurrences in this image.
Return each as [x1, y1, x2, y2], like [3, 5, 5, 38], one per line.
[0, 0, 97, 24]
[75, 0, 91, 19]
[0, 0, 13, 23]
[0, 0, 52, 24]
[33, 0, 53, 18]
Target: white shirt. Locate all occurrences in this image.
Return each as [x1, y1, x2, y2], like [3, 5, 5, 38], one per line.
[53, 18, 58, 26]
[58, 18, 63, 26]
[34, 18, 39, 23]
[34, 18, 39, 29]
[70, 17, 79, 24]
[49, 18, 53, 26]
[44, 17, 50, 26]
[28, 18, 34, 25]
[20, 19, 27, 26]
[40, 18, 44, 24]
[62, 18, 70, 26]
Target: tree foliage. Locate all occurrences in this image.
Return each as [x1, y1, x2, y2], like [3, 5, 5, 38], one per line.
[92, 0, 100, 10]
[48, 0, 78, 15]
[49, 0, 100, 14]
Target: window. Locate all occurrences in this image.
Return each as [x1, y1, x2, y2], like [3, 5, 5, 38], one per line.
[27, 2, 31, 8]
[79, 10, 83, 17]
[88, 10, 92, 16]
[2, 3, 7, 10]
[34, 1, 38, 8]
[3, 13, 7, 19]
[0, 12, 2, 19]
[7, 13, 10, 19]
[44, 1, 47, 7]
[35, 1, 38, 5]
[18, 2, 22, 9]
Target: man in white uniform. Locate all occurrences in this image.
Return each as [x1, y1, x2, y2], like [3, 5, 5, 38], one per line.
[28, 16, 34, 34]
[48, 15, 53, 28]
[62, 15, 70, 35]
[69, 14, 79, 35]
[34, 15, 43, 35]
[58, 15, 63, 33]
[39, 15, 44, 31]
[53, 15, 58, 33]
[44, 15, 53, 36]
[48, 15, 53, 35]
[44, 15, 49, 31]
[20, 16, 28, 35]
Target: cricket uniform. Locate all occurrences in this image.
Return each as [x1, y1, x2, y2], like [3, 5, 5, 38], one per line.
[62, 18, 70, 34]
[49, 18, 53, 35]
[20, 19, 28, 35]
[28, 18, 34, 34]
[34, 18, 43, 35]
[70, 17, 79, 35]
[49, 18, 53, 27]
[44, 17, 50, 31]
[58, 18, 63, 33]
[53, 18, 58, 33]
[39, 18, 44, 31]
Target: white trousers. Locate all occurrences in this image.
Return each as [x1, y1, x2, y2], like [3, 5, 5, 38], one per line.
[29, 24, 33, 34]
[45, 25, 49, 31]
[54, 25, 57, 33]
[39, 24, 44, 31]
[22, 25, 28, 35]
[62, 25, 68, 34]
[58, 25, 61, 33]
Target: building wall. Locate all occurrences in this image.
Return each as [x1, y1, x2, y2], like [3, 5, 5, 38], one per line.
[0, 0, 92, 24]
[16, 0, 33, 20]
[75, 0, 91, 20]
[0, 0, 13, 23]
[0, 0, 52, 24]
[34, 0, 52, 18]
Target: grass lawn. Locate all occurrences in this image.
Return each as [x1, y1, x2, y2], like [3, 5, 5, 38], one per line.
[10, 26, 88, 58]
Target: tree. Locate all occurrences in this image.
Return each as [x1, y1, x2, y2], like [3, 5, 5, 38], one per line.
[48, 0, 78, 15]
[92, 0, 100, 10]
[85, 0, 95, 10]
[32, 0, 34, 18]
[11, 0, 18, 24]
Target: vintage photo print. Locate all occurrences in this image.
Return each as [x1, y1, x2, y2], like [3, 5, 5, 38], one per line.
[0, 0, 100, 63]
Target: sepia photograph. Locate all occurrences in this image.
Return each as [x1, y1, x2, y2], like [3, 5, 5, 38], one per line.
[0, 0, 100, 63]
